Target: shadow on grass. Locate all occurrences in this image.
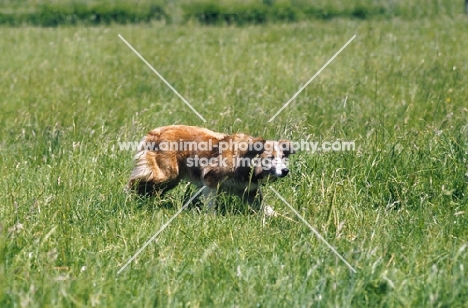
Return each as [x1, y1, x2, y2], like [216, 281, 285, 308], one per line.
[127, 182, 255, 216]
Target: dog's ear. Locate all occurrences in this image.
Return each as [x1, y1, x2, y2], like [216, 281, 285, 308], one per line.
[279, 139, 295, 156]
[248, 137, 266, 156]
[233, 134, 266, 158]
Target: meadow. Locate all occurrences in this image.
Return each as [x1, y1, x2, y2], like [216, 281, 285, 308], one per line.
[1, 1, 468, 307]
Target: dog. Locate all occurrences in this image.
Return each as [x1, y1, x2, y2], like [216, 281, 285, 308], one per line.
[127, 125, 294, 213]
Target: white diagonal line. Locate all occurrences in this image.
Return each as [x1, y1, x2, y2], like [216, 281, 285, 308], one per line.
[268, 35, 356, 122]
[269, 187, 357, 273]
[118, 34, 207, 123]
[117, 186, 206, 275]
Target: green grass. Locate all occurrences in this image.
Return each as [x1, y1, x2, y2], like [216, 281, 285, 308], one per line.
[1, 12, 468, 308]
[0, 0, 462, 26]
[0, 1, 168, 27]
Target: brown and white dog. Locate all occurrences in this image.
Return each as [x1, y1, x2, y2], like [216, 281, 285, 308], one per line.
[127, 125, 294, 213]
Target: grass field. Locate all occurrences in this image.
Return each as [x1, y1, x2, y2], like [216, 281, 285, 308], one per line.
[1, 4, 468, 307]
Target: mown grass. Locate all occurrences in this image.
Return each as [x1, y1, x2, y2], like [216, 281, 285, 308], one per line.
[1, 11, 468, 308]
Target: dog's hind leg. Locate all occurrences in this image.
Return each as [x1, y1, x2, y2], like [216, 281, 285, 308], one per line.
[128, 151, 180, 196]
[182, 183, 205, 209]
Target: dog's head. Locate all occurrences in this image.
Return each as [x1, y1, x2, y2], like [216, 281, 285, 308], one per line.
[252, 139, 295, 180]
[228, 134, 295, 182]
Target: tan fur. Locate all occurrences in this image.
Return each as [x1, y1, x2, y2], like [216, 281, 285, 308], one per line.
[127, 125, 294, 210]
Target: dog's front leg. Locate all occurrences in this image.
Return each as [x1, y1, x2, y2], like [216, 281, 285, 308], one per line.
[244, 188, 275, 217]
[202, 186, 217, 212]
[244, 188, 262, 211]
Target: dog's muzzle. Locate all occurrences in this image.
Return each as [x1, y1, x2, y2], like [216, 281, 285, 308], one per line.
[278, 168, 289, 178]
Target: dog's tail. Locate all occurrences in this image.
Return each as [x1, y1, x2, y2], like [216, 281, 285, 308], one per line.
[127, 150, 154, 192]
